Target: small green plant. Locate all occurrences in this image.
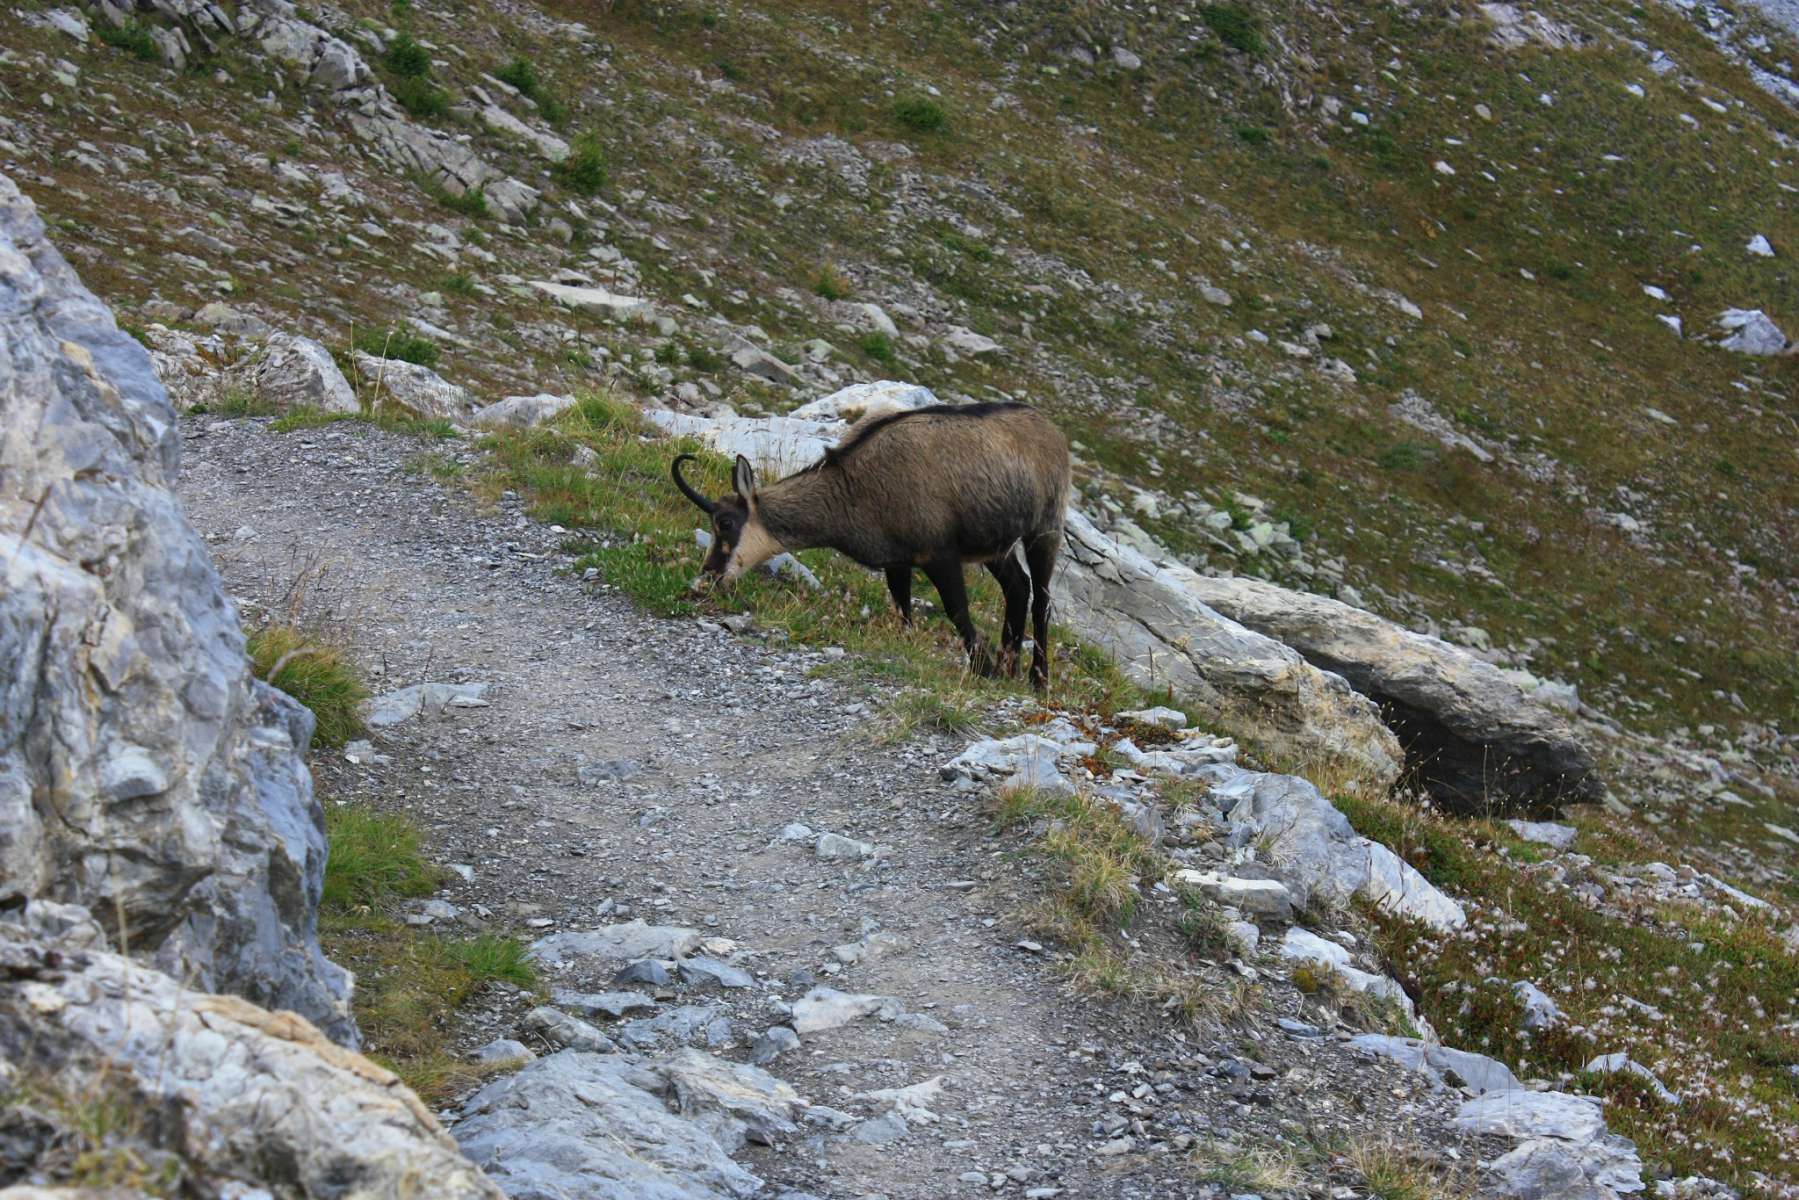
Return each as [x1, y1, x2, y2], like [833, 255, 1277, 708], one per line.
[433, 183, 488, 219]
[383, 31, 432, 77]
[813, 264, 851, 301]
[354, 324, 441, 367]
[97, 20, 160, 62]
[859, 331, 896, 362]
[654, 341, 683, 366]
[392, 73, 450, 119]
[444, 933, 537, 988]
[1201, 4, 1264, 54]
[443, 271, 478, 296]
[321, 804, 441, 909]
[893, 94, 948, 134]
[495, 57, 565, 124]
[245, 625, 369, 749]
[1235, 124, 1271, 146]
[494, 57, 539, 95]
[212, 387, 279, 419]
[555, 132, 609, 194]
[686, 344, 725, 372]
[1376, 441, 1428, 471]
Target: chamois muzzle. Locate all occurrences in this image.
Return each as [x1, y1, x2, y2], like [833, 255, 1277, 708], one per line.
[670, 454, 716, 514]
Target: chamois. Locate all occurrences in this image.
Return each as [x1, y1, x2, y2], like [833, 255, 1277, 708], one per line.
[671, 403, 1071, 688]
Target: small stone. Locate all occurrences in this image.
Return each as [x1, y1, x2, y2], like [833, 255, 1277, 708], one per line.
[472, 1038, 534, 1064]
[854, 1112, 909, 1145]
[750, 1025, 800, 1065]
[678, 956, 754, 989]
[521, 1006, 614, 1053]
[815, 832, 876, 860]
[613, 959, 674, 987]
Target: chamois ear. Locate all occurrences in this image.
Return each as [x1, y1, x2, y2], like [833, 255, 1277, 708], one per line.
[732, 454, 757, 502]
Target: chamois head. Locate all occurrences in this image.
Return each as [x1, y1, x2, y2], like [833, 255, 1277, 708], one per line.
[671, 453, 785, 584]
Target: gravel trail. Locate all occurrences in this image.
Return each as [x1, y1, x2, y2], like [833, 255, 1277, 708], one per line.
[177, 414, 1466, 1200]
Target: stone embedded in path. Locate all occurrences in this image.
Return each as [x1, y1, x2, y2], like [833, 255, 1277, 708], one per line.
[530, 920, 703, 968]
[651, 1048, 806, 1153]
[553, 989, 657, 1019]
[814, 832, 877, 860]
[523, 1006, 615, 1053]
[616, 1004, 735, 1051]
[750, 1025, 801, 1065]
[790, 987, 902, 1034]
[474, 1038, 536, 1064]
[678, 956, 755, 989]
[455, 1050, 767, 1199]
[364, 681, 492, 727]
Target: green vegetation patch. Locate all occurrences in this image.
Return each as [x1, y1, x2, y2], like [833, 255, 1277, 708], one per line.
[353, 323, 441, 367]
[97, 19, 160, 62]
[245, 625, 368, 749]
[555, 133, 609, 194]
[1337, 792, 1799, 1188]
[319, 799, 537, 1102]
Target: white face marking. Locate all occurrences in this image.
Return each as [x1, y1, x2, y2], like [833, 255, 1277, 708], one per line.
[720, 520, 784, 583]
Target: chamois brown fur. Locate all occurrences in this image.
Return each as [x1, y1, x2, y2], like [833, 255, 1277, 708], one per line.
[671, 402, 1070, 687]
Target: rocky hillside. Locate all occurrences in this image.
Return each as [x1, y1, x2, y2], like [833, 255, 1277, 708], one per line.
[2, 0, 1797, 1196]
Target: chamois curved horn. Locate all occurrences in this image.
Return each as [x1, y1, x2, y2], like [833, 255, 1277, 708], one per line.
[670, 454, 716, 514]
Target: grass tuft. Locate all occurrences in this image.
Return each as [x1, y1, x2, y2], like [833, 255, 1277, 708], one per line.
[893, 94, 948, 134]
[353, 324, 441, 367]
[245, 625, 368, 749]
[321, 804, 441, 909]
[555, 132, 609, 194]
[97, 20, 160, 62]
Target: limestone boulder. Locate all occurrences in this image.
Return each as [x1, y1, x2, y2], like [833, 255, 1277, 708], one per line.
[0, 172, 353, 1043]
[1179, 575, 1601, 813]
[1053, 511, 1404, 795]
[0, 915, 499, 1198]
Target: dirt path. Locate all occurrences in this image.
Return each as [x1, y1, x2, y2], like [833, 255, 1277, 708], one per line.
[177, 414, 1465, 1200]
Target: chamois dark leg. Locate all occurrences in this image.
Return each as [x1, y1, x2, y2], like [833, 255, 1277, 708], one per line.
[1024, 534, 1058, 691]
[984, 554, 1030, 677]
[884, 565, 913, 626]
[923, 553, 994, 676]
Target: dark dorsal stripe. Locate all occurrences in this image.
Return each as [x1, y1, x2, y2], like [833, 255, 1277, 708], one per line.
[817, 402, 1030, 470]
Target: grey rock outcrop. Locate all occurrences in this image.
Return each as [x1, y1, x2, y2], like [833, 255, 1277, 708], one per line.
[1713, 307, 1792, 355]
[245, 331, 359, 413]
[1350, 1033, 1521, 1095]
[1217, 772, 1466, 929]
[0, 916, 500, 1198]
[0, 173, 354, 1042]
[1454, 1089, 1645, 1198]
[454, 1050, 775, 1199]
[472, 392, 577, 428]
[1182, 575, 1600, 813]
[355, 350, 477, 422]
[1054, 511, 1404, 794]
